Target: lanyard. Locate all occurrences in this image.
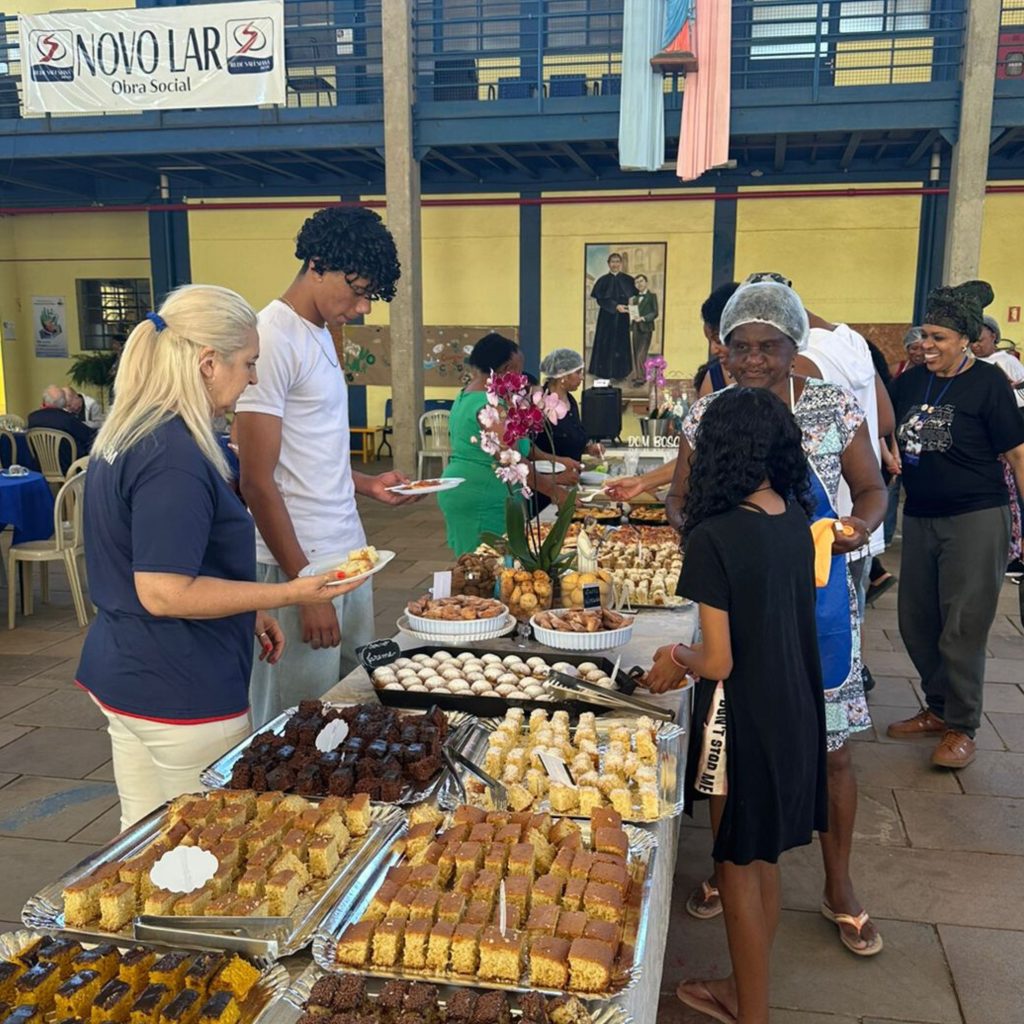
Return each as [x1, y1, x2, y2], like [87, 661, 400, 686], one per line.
[919, 353, 970, 412]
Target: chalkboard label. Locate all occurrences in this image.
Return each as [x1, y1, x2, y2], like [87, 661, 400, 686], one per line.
[582, 583, 602, 609]
[357, 639, 401, 672]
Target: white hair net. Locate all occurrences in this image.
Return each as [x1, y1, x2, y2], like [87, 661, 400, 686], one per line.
[719, 281, 809, 351]
[540, 348, 585, 378]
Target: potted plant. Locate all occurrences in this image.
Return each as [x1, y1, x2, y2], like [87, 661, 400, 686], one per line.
[640, 355, 673, 438]
[68, 350, 118, 410]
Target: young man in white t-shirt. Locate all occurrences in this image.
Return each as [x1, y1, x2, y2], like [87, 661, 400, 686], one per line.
[235, 207, 417, 726]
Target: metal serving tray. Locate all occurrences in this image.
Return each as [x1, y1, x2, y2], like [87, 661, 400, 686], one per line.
[438, 716, 686, 823]
[277, 959, 633, 1024]
[310, 816, 658, 1002]
[0, 929, 290, 1024]
[21, 797, 404, 958]
[200, 702, 474, 804]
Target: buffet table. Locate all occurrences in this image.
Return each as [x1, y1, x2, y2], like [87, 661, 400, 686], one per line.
[324, 606, 698, 1023]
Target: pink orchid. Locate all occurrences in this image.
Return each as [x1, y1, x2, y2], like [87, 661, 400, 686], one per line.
[487, 370, 530, 402]
[504, 404, 545, 445]
[532, 389, 570, 424]
[496, 458, 531, 497]
[479, 430, 502, 456]
[478, 404, 501, 429]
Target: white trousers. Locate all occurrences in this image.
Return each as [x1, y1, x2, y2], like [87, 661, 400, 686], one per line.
[91, 697, 251, 830]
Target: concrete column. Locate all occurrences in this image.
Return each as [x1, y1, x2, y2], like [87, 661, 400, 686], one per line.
[942, 0, 1000, 284]
[382, 0, 424, 478]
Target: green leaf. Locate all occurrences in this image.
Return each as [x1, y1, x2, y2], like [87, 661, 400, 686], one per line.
[538, 487, 578, 569]
[504, 497, 539, 570]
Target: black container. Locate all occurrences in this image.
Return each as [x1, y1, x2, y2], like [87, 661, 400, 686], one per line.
[581, 386, 623, 442]
[627, 504, 669, 526]
[371, 645, 638, 720]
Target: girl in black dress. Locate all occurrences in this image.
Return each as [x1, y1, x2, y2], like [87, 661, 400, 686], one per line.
[646, 387, 828, 1024]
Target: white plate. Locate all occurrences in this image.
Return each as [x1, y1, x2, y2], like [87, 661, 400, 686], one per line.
[580, 470, 609, 486]
[300, 549, 397, 587]
[533, 460, 566, 474]
[386, 477, 464, 496]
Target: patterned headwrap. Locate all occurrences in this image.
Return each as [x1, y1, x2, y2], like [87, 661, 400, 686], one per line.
[923, 280, 994, 343]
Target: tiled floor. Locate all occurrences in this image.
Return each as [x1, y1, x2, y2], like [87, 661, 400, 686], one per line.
[0, 489, 1020, 1023]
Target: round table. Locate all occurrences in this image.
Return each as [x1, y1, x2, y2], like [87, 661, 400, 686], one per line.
[0, 471, 55, 543]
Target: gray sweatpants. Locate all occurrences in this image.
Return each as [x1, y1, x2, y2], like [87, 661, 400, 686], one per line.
[898, 506, 1009, 736]
[248, 563, 376, 729]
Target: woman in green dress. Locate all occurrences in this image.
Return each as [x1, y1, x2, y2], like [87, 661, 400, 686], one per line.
[439, 333, 579, 555]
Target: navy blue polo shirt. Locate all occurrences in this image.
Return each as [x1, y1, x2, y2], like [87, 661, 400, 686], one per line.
[76, 417, 257, 722]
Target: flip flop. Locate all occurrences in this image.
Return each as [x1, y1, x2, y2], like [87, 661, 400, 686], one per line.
[676, 980, 737, 1024]
[685, 878, 723, 920]
[866, 573, 896, 605]
[821, 901, 885, 956]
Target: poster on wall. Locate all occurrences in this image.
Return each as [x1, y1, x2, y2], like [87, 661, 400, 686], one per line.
[32, 296, 68, 358]
[330, 325, 519, 387]
[583, 242, 666, 395]
[18, 0, 285, 116]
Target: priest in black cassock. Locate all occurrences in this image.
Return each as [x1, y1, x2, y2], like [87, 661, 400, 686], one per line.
[588, 253, 636, 381]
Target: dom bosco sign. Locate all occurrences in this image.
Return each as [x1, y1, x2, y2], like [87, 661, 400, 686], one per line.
[19, 0, 286, 114]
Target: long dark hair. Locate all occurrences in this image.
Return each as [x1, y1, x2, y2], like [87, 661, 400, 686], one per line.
[682, 387, 814, 541]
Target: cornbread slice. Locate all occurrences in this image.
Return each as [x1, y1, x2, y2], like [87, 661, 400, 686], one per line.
[334, 921, 375, 967]
[550, 848, 575, 879]
[407, 863, 440, 889]
[405, 822, 437, 861]
[54, 969, 103, 1019]
[363, 880, 399, 922]
[142, 889, 178, 916]
[408, 802, 445, 827]
[590, 860, 629, 895]
[608, 788, 633, 818]
[528, 935, 571, 989]
[99, 882, 136, 931]
[507, 843, 536, 877]
[387, 884, 420, 920]
[569, 851, 594, 881]
[593, 827, 628, 859]
[219, 790, 256, 821]
[198, 992, 240, 1024]
[477, 927, 524, 982]
[204, 895, 238, 917]
[548, 784, 577, 813]
[503, 875, 530, 917]
[265, 870, 302, 917]
[409, 887, 441, 922]
[371, 918, 405, 967]
[494, 824, 523, 845]
[436, 892, 466, 923]
[401, 917, 431, 969]
[313, 812, 350, 850]
[555, 910, 588, 941]
[590, 807, 623, 832]
[270, 851, 309, 888]
[209, 957, 260, 1002]
[254, 792, 282, 820]
[307, 836, 339, 880]
[343, 793, 371, 836]
[0, 960, 25, 1002]
[150, 954, 192, 990]
[583, 881, 623, 923]
[63, 867, 116, 926]
[454, 842, 484, 876]
[567, 937, 614, 991]
[118, 949, 157, 990]
[71, 946, 120, 986]
[184, 954, 227, 996]
[129, 983, 172, 1024]
[449, 923, 482, 974]
[482, 844, 509, 874]
[533, 874, 564, 906]
[159, 989, 201, 1024]
[469, 870, 500, 906]
[462, 900, 491, 926]
[583, 919, 620, 951]
[576, 787, 603, 818]
[16, 961, 62, 1007]
[550, 818, 582, 845]
[525, 903, 560, 938]
[452, 804, 487, 825]
[452, 871, 477, 896]
[425, 922, 455, 972]
[560, 878, 586, 911]
[173, 889, 211, 916]
[236, 869, 265, 902]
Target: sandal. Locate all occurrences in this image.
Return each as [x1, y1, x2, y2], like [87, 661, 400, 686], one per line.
[866, 573, 896, 605]
[685, 878, 723, 919]
[676, 980, 737, 1024]
[821, 901, 884, 956]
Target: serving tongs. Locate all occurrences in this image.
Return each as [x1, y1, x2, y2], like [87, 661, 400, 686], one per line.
[441, 741, 508, 811]
[134, 914, 291, 956]
[545, 669, 677, 723]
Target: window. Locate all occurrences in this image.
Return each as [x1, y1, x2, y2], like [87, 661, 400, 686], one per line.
[76, 279, 151, 351]
[839, 0, 931, 35]
[546, 0, 623, 51]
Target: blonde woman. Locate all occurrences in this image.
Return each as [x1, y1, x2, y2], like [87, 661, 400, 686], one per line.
[76, 285, 358, 828]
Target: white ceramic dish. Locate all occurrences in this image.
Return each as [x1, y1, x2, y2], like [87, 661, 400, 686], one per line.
[404, 601, 511, 637]
[396, 612, 516, 643]
[386, 477, 464, 496]
[300, 549, 396, 587]
[580, 470, 610, 486]
[532, 460, 566, 474]
[530, 609, 634, 651]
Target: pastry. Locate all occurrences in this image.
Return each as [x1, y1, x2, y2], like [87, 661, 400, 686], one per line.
[567, 937, 615, 991]
[197, 993, 240, 1024]
[477, 927, 523, 982]
[529, 935, 571, 989]
[335, 921, 375, 968]
[54, 970, 103, 1019]
[91, 978, 134, 1024]
[159, 989, 201, 1024]
[209, 957, 260, 1002]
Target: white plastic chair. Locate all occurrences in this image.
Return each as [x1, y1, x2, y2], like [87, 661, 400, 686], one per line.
[26, 428, 78, 493]
[8, 472, 89, 629]
[417, 410, 451, 477]
[65, 455, 90, 480]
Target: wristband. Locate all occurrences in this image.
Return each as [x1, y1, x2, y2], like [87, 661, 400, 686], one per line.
[669, 644, 688, 669]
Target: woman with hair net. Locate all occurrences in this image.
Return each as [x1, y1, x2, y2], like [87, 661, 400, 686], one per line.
[632, 282, 888, 1021]
[534, 348, 603, 466]
[888, 282, 1024, 769]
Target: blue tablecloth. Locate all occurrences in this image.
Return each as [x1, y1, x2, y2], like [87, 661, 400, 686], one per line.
[0, 433, 39, 472]
[0, 471, 55, 543]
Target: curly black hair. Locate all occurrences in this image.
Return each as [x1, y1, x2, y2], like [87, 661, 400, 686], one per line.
[295, 207, 401, 302]
[681, 387, 814, 541]
[467, 332, 519, 373]
[700, 281, 740, 330]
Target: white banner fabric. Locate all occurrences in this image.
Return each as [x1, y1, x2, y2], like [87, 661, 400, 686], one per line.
[19, 1, 286, 115]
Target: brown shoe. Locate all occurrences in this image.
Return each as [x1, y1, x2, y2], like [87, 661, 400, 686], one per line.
[932, 730, 977, 769]
[886, 708, 945, 738]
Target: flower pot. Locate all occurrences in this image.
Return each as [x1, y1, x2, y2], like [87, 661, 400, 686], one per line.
[640, 417, 673, 440]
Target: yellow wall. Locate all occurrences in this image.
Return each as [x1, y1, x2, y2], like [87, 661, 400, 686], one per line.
[980, 183, 1024, 340]
[0, 213, 149, 415]
[735, 185, 921, 322]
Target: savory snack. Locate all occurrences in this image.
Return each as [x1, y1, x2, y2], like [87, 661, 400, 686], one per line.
[61, 786, 373, 928]
[499, 569, 553, 622]
[559, 570, 614, 609]
[332, 803, 643, 993]
[0, 940, 257, 1024]
[450, 548, 502, 599]
[597, 537, 683, 607]
[227, 700, 447, 799]
[406, 595, 506, 621]
[627, 505, 668, 524]
[331, 546, 379, 580]
[471, 709, 662, 820]
[532, 608, 633, 634]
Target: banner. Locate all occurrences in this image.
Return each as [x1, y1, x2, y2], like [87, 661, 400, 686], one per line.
[32, 296, 68, 359]
[19, 0, 285, 115]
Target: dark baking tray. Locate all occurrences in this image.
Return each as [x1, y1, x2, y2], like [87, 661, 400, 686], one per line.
[371, 645, 638, 720]
[626, 504, 668, 526]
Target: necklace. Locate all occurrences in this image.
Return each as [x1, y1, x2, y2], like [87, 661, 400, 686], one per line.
[279, 297, 339, 368]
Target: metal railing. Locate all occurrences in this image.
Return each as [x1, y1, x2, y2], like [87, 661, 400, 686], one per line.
[413, 0, 625, 102]
[731, 0, 966, 94]
[0, 0, 384, 119]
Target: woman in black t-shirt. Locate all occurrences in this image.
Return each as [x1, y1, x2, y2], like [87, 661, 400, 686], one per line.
[643, 387, 827, 1024]
[889, 281, 1024, 770]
